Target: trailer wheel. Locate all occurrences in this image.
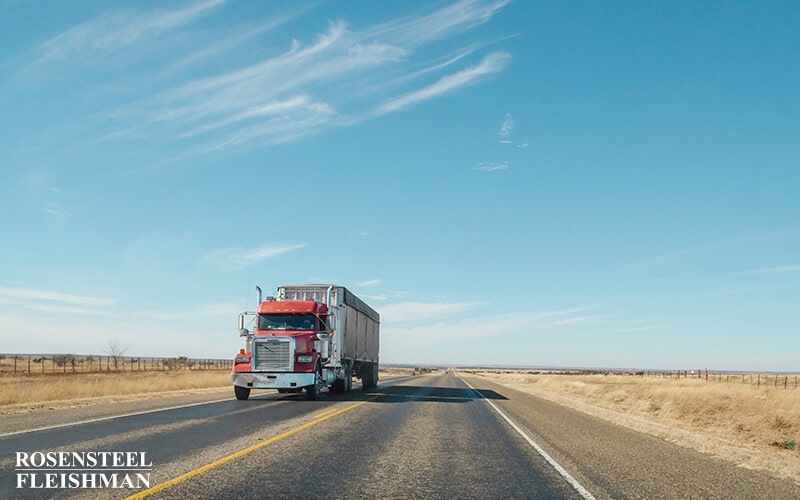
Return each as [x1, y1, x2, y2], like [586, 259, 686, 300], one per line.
[363, 363, 378, 389]
[306, 363, 322, 401]
[234, 385, 251, 400]
[344, 361, 353, 393]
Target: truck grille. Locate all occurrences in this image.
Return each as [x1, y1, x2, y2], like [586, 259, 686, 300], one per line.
[252, 337, 293, 371]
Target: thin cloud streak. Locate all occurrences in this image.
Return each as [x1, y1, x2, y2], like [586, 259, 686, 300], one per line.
[380, 301, 485, 323]
[28, 305, 111, 316]
[475, 161, 509, 172]
[376, 51, 509, 114]
[356, 279, 383, 287]
[383, 306, 597, 344]
[363, 0, 510, 48]
[200, 243, 307, 269]
[138, 302, 239, 321]
[0, 287, 116, 307]
[730, 265, 800, 277]
[28, 0, 226, 69]
[498, 113, 512, 136]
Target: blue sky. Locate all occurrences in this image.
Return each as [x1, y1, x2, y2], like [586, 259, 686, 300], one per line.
[1, 0, 798, 371]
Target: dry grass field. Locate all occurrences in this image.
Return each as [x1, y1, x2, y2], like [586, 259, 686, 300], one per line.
[0, 367, 416, 414]
[473, 371, 800, 484]
[0, 371, 231, 414]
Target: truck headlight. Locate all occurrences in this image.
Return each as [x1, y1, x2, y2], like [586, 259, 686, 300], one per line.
[235, 355, 251, 364]
[297, 355, 313, 363]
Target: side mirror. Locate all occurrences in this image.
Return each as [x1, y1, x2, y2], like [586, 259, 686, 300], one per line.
[320, 313, 335, 333]
[239, 328, 249, 337]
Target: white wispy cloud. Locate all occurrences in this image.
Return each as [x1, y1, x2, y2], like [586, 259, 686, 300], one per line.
[379, 300, 485, 323]
[550, 314, 608, 326]
[138, 302, 239, 321]
[28, 305, 110, 316]
[376, 51, 509, 114]
[517, 143, 528, 148]
[33, 0, 225, 66]
[382, 306, 596, 343]
[475, 161, 509, 172]
[43, 203, 72, 217]
[0, 287, 116, 307]
[15, 1, 511, 155]
[498, 113, 513, 136]
[729, 265, 800, 277]
[356, 279, 383, 287]
[364, 0, 510, 48]
[170, 9, 309, 71]
[200, 243, 306, 269]
[610, 325, 667, 334]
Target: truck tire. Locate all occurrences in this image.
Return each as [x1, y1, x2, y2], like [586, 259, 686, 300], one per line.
[363, 363, 378, 389]
[361, 363, 370, 390]
[344, 361, 353, 393]
[306, 363, 322, 401]
[331, 361, 352, 394]
[234, 385, 251, 400]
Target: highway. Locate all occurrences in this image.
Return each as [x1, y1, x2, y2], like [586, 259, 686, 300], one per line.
[1, 372, 798, 499]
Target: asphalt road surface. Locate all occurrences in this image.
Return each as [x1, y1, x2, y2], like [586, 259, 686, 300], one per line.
[1, 372, 798, 499]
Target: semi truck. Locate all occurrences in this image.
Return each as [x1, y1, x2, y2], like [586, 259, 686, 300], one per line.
[231, 284, 380, 400]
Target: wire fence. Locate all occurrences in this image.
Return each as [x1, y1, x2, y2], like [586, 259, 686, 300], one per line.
[0, 354, 230, 375]
[670, 368, 799, 389]
[486, 368, 800, 390]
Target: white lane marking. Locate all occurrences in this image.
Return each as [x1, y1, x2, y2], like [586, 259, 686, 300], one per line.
[0, 396, 249, 438]
[460, 376, 596, 500]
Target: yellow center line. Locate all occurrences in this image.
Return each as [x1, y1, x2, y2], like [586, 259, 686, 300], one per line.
[125, 397, 378, 499]
[313, 406, 344, 420]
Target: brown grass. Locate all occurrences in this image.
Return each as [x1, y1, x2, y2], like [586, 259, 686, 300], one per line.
[0, 371, 230, 413]
[0, 366, 419, 414]
[472, 371, 800, 484]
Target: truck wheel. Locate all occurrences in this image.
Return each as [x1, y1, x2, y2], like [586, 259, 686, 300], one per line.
[234, 385, 251, 400]
[363, 363, 377, 389]
[331, 361, 352, 394]
[344, 362, 353, 393]
[306, 363, 322, 401]
[361, 363, 370, 390]
[367, 363, 379, 388]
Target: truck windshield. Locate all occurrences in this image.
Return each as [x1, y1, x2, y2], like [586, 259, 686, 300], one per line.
[258, 314, 315, 331]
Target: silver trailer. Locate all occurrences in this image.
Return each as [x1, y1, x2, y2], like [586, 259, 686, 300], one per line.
[278, 285, 380, 390]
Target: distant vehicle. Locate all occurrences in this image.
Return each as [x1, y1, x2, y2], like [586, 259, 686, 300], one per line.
[231, 285, 380, 400]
